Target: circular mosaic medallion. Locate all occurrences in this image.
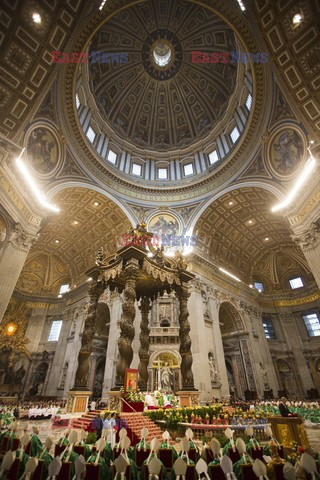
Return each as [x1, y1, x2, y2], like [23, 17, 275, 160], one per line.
[25, 125, 61, 176]
[267, 126, 306, 179]
[147, 212, 181, 239]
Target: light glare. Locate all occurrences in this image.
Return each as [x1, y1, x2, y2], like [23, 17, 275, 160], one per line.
[271, 155, 316, 212]
[219, 267, 241, 283]
[16, 155, 60, 212]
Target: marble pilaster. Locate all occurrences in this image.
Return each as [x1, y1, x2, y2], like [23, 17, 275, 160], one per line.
[207, 296, 230, 399]
[0, 224, 37, 321]
[101, 294, 121, 397]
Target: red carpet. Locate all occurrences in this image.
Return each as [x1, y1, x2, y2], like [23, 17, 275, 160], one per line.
[71, 410, 163, 445]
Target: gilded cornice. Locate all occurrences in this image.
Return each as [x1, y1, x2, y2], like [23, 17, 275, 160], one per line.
[263, 292, 320, 308]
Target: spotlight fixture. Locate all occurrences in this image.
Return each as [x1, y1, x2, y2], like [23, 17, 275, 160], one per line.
[32, 12, 42, 24]
[264, 237, 269, 241]
[228, 201, 234, 206]
[271, 154, 316, 212]
[73, 220, 79, 225]
[55, 239, 60, 244]
[58, 294, 62, 298]
[249, 284, 253, 288]
[94, 202, 100, 206]
[248, 220, 253, 225]
[218, 267, 241, 283]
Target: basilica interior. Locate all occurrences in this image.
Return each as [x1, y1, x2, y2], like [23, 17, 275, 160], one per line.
[0, 0, 320, 405]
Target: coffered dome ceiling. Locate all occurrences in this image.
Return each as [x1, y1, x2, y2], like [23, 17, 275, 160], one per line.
[88, 0, 238, 152]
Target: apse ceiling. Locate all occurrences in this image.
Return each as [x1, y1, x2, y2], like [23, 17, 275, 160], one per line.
[88, 0, 238, 152]
[15, 188, 131, 294]
[195, 187, 315, 293]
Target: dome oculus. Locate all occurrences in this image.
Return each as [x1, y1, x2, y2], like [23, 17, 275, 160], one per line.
[153, 42, 172, 67]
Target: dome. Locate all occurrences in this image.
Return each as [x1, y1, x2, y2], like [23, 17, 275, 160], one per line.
[75, 0, 253, 185]
[88, 0, 238, 152]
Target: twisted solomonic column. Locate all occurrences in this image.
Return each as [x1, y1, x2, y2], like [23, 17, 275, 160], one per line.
[177, 284, 195, 390]
[138, 297, 151, 390]
[115, 270, 137, 388]
[74, 280, 105, 389]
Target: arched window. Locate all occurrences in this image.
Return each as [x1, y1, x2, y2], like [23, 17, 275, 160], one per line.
[160, 319, 170, 327]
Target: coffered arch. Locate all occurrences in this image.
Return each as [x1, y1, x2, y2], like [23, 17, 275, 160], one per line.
[195, 186, 317, 292]
[45, 181, 137, 227]
[187, 180, 283, 234]
[219, 301, 245, 336]
[18, 187, 133, 289]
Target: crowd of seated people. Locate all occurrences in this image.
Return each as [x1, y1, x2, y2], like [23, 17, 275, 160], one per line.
[0, 400, 66, 421]
[0, 416, 319, 480]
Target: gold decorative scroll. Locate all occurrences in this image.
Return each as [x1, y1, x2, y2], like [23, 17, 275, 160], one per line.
[144, 260, 181, 285]
[99, 261, 123, 282]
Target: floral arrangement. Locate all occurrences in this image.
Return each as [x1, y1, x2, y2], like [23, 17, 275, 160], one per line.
[126, 390, 145, 402]
[286, 441, 304, 465]
[144, 405, 225, 425]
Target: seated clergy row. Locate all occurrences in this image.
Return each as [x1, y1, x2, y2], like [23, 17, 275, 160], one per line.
[0, 422, 319, 479]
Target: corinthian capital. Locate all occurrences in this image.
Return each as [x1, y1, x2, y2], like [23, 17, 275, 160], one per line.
[291, 221, 320, 250]
[10, 223, 37, 251]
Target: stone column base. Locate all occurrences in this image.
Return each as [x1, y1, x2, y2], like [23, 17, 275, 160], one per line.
[107, 390, 123, 412]
[67, 390, 92, 413]
[177, 390, 199, 407]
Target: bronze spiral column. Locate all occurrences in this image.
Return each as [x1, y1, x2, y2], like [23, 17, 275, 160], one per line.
[177, 284, 195, 390]
[73, 280, 105, 389]
[138, 297, 151, 390]
[114, 269, 137, 388]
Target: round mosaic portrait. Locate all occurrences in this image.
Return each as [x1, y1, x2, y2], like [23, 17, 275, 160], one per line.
[268, 127, 306, 179]
[147, 212, 181, 238]
[26, 125, 61, 176]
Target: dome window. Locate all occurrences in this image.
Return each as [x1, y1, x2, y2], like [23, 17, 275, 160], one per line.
[86, 126, 96, 144]
[132, 163, 142, 176]
[246, 93, 252, 111]
[107, 149, 117, 164]
[230, 126, 240, 144]
[158, 168, 168, 179]
[254, 281, 264, 292]
[183, 163, 194, 176]
[209, 150, 219, 165]
[289, 277, 304, 289]
[75, 93, 80, 109]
